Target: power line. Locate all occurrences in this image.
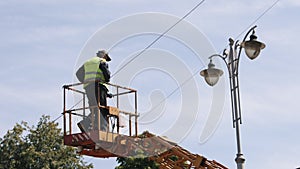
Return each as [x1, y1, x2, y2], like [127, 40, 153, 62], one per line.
[147, 0, 281, 113]
[142, 68, 200, 117]
[53, 0, 206, 123]
[54, 0, 279, 123]
[52, 95, 83, 123]
[234, 0, 280, 40]
[217, 0, 280, 54]
[52, 114, 63, 123]
[111, 0, 206, 77]
[53, 1, 205, 123]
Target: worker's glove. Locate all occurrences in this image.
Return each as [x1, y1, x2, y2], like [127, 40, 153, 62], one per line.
[107, 93, 113, 98]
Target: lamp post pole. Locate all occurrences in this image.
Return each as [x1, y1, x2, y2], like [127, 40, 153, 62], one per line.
[228, 37, 245, 169]
[200, 25, 266, 169]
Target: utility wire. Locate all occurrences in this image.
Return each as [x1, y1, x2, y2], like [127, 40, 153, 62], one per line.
[143, 68, 200, 117]
[147, 0, 281, 113]
[53, 0, 279, 123]
[52, 97, 83, 123]
[52, 114, 63, 123]
[52, 1, 205, 123]
[234, 0, 280, 40]
[217, 0, 280, 54]
[111, 0, 206, 77]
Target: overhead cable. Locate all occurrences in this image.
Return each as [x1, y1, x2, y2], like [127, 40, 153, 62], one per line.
[149, 0, 281, 113]
[111, 0, 206, 77]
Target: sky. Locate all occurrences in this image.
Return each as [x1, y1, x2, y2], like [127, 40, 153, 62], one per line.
[1, 0, 300, 168]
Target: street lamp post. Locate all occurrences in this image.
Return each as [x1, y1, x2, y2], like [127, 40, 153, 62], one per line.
[200, 25, 265, 169]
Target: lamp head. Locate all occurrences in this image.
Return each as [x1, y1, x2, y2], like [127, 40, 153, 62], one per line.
[241, 33, 266, 60]
[200, 59, 223, 86]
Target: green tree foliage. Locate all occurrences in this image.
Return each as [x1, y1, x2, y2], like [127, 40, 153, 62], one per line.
[115, 156, 159, 169]
[114, 131, 189, 169]
[115, 131, 159, 169]
[0, 115, 93, 169]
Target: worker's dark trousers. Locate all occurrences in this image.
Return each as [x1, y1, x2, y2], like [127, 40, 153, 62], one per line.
[80, 83, 108, 131]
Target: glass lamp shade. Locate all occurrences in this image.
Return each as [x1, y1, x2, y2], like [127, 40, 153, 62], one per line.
[241, 35, 266, 60]
[200, 61, 223, 86]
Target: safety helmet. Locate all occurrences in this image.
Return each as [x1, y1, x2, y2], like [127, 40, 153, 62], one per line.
[97, 50, 111, 61]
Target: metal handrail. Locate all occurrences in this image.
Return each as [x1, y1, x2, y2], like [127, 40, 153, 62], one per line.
[62, 81, 138, 137]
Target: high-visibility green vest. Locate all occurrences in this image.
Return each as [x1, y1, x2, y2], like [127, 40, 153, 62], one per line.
[83, 56, 106, 88]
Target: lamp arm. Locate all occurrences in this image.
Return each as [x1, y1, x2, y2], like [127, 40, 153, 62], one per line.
[236, 25, 258, 73]
[208, 53, 231, 76]
[208, 54, 224, 59]
[208, 54, 227, 64]
[241, 25, 257, 43]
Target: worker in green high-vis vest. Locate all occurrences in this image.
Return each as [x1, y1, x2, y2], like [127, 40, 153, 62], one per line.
[76, 50, 112, 132]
